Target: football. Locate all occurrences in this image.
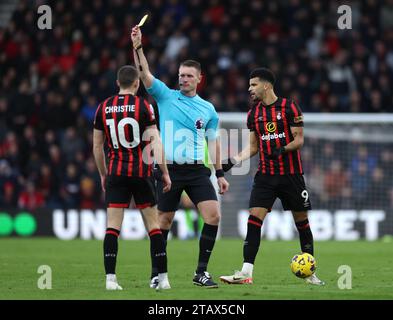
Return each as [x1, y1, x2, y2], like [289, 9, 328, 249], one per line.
[290, 253, 316, 278]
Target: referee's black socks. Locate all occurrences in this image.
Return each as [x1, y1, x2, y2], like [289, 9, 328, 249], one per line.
[243, 215, 263, 264]
[196, 223, 218, 274]
[104, 228, 120, 274]
[295, 219, 314, 256]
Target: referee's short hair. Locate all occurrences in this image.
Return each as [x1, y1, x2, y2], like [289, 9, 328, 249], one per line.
[180, 60, 201, 73]
[117, 65, 138, 88]
[250, 68, 276, 86]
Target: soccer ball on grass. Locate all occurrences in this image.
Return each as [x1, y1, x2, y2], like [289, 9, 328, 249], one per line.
[290, 253, 316, 278]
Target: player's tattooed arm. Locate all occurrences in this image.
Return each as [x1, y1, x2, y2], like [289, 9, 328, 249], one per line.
[234, 131, 259, 162]
[284, 126, 304, 152]
[223, 131, 258, 172]
[131, 26, 154, 88]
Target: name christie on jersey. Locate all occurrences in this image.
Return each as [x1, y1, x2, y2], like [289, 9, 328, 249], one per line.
[105, 105, 135, 113]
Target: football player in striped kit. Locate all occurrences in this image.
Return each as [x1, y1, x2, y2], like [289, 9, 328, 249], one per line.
[220, 68, 324, 286]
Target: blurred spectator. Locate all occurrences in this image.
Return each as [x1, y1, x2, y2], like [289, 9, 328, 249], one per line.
[306, 165, 327, 207]
[389, 187, 393, 209]
[83, 156, 102, 200]
[9, 80, 34, 133]
[0, 160, 20, 208]
[79, 177, 96, 209]
[323, 160, 349, 207]
[351, 146, 377, 176]
[17, 180, 45, 210]
[381, 0, 393, 30]
[368, 167, 389, 209]
[81, 95, 98, 124]
[351, 161, 371, 208]
[1, 181, 18, 209]
[326, 50, 356, 111]
[60, 163, 80, 209]
[37, 163, 61, 208]
[164, 30, 189, 61]
[61, 127, 86, 162]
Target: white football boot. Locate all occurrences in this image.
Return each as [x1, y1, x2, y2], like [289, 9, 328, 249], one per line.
[220, 270, 253, 284]
[150, 276, 159, 289]
[156, 280, 171, 290]
[156, 273, 171, 290]
[304, 273, 325, 286]
[106, 274, 123, 290]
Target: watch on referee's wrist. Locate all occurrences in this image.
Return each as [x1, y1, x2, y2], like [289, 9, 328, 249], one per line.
[134, 44, 142, 50]
[215, 169, 225, 178]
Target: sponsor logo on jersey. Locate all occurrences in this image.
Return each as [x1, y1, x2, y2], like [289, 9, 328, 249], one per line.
[265, 122, 277, 133]
[261, 132, 286, 140]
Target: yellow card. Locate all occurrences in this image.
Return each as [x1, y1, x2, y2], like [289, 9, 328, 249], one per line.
[137, 14, 148, 27]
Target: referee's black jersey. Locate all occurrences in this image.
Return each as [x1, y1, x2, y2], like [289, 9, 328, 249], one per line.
[247, 97, 304, 175]
[94, 94, 156, 177]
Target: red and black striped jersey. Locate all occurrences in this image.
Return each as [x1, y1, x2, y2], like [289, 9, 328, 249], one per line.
[247, 97, 304, 175]
[93, 94, 156, 178]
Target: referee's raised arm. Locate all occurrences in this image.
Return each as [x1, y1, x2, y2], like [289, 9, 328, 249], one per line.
[131, 26, 154, 88]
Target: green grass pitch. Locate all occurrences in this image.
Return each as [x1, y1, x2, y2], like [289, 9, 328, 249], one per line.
[1, 238, 392, 300]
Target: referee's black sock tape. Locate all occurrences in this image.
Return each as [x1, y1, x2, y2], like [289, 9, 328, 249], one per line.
[215, 169, 225, 178]
[222, 157, 238, 172]
[196, 223, 218, 274]
[243, 215, 263, 264]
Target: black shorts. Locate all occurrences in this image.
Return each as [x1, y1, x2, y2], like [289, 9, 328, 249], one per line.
[105, 175, 157, 209]
[156, 164, 218, 212]
[249, 173, 312, 211]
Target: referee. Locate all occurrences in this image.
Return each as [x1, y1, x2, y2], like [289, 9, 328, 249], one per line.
[219, 68, 325, 286]
[131, 26, 229, 288]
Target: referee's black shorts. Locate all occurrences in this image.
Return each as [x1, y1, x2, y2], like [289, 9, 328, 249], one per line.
[249, 172, 312, 212]
[105, 175, 157, 209]
[155, 163, 218, 212]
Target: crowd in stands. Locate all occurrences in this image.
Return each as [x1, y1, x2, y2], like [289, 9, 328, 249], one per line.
[1, 0, 392, 210]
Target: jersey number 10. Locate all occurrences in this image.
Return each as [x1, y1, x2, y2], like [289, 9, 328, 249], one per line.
[106, 118, 140, 149]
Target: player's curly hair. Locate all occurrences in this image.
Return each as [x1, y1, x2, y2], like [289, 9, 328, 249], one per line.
[250, 68, 276, 86]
